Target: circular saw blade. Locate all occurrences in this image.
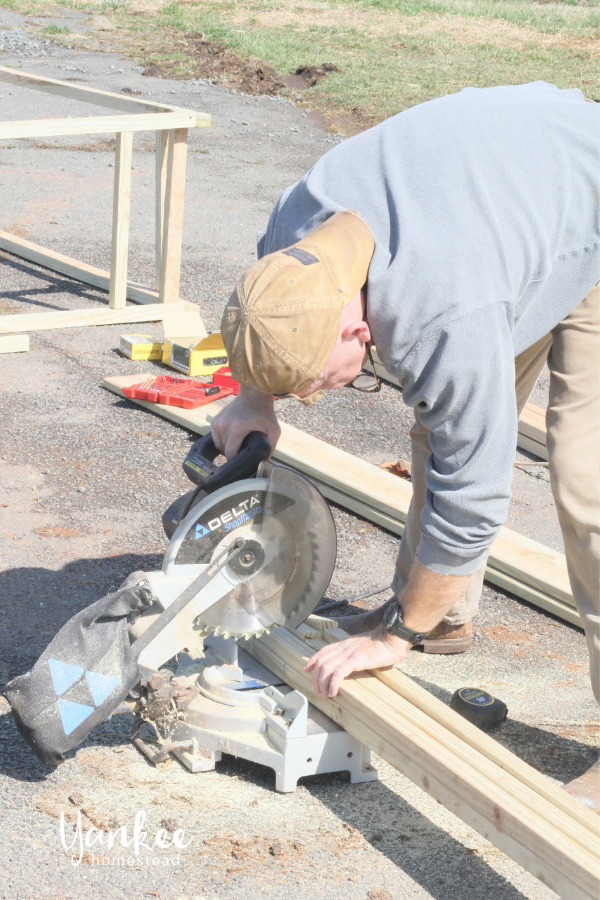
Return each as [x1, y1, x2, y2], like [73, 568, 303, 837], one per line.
[197, 465, 337, 638]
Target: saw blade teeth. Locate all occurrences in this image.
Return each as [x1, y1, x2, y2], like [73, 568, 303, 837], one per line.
[196, 621, 271, 641]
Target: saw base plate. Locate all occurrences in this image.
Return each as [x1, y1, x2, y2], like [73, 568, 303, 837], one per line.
[134, 641, 378, 793]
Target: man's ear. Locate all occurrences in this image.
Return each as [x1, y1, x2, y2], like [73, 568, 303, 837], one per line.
[341, 318, 371, 344]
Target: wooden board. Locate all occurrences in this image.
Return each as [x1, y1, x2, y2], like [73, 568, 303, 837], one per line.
[0, 333, 29, 353]
[0, 302, 194, 334]
[155, 130, 168, 291]
[102, 373, 577, 625]
[313, 483, 581, 627]
[0, 231, 159, 305]
[518, 402, 549, 461]
[365, 350, 549, 461]
[158, 129, 188, 304]
[245, 626, 600, 900]
[108, 131, 133, 310]
[0, 65, 211, 129]
[0, 111, 197, 141]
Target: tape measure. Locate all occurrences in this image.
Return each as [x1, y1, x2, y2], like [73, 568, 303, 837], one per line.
[450, 687, 508, 732]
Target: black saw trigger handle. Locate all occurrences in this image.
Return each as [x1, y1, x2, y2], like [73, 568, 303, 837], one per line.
[182, 431, 271, 492]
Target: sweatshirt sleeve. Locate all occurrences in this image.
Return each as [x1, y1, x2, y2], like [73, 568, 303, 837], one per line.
[397, 302, 518, 575]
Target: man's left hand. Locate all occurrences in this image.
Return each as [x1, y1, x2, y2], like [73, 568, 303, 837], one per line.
[304, 626, 411, 698]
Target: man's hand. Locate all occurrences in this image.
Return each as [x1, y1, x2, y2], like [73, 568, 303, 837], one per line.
[304, 627, 411, 698]
[211, 385, 281, 458]
[304, 561, 472, 698]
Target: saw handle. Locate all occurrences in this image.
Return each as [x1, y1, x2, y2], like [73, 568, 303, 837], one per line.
[182, 431, 271, 492]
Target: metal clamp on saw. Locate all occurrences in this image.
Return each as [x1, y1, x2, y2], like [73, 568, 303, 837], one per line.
[4, 430, 378, 791]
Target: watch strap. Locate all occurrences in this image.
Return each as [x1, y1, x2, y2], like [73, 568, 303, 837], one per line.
[383, 601, 429, 645]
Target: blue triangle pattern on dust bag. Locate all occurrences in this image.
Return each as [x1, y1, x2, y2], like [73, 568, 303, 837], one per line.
[85, 671, 120, 706]
[57, 698, 94, 735]
[48, 658, 84, 696]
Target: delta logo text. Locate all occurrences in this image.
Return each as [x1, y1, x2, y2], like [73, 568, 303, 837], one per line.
[194, 495, 262, 539]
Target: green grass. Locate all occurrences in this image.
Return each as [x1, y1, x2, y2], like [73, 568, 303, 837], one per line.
[146, 0, 599, 122]
[41, 23, 71, 34]
[4, 0, 598, 126]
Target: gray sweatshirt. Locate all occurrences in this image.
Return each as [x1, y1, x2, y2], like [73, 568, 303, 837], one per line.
[257, 83, 600, 575]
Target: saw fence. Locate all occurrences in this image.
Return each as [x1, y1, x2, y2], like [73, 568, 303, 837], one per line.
[0, 66, 210, 339]
[240, 620, 600, 900]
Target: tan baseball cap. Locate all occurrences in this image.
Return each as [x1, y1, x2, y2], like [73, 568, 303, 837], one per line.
[221, 210, 374, 404]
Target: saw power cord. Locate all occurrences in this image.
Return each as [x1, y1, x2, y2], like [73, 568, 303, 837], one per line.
[315, 584, 393, 613]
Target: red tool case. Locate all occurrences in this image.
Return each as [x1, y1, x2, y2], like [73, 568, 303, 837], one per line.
[212, 366, 240, 395]
[122, 375, 233, 409]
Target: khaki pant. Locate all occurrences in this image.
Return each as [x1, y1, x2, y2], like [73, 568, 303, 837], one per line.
[391, 284, 600, 701]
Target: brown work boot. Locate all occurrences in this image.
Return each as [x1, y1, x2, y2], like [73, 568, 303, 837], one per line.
[420, 620, 473, 654]
[562, 759, 600, 813]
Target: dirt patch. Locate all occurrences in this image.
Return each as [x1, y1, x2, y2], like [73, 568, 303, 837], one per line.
[27, 139, 116, 152]
[554, 723, 600, 741]
[34, 525, 82, 538]
[36, 788, 78, 822]
[204, 831, 306, 864]
[288, 62, 340, 89]
[141, 36, 284, 96]
[201, 823, 364, 877]
[77, 747, 130, 782]
[36, 787, 118, 830]
[480, 625, 533, 643]
[2, 223, 30, 239]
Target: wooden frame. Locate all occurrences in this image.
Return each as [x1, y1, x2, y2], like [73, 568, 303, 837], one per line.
[0, 66, 210, 332]
[103, 374, 580, 627]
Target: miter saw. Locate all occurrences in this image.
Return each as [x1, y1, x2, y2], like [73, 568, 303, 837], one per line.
[5, 433, 377, 792]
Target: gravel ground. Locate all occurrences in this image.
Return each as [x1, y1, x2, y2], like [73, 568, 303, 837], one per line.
[0, 14, 597, 900]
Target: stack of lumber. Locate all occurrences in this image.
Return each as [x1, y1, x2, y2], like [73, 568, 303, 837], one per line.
[103, 373, 579, 627]
[242, 620, 600, 900]
[365, 348, 548, 460]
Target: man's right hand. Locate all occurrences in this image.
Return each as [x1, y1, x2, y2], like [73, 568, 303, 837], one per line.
[211, 385, 281, 459]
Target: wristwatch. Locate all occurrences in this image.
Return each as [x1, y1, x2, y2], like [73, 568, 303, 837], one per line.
[382, 600, 429, 645]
